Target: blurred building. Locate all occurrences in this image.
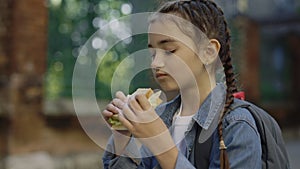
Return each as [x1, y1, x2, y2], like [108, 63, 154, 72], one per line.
[216, 0, 300, 126]
[218, 0, 298, 20]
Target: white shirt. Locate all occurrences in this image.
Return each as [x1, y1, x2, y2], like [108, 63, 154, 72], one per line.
[172, 105, 193, 149]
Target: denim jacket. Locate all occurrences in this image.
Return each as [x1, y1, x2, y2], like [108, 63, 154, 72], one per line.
[102, 84, 262, 169]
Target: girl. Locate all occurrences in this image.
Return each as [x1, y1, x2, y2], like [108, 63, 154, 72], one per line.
[102, 0, 261, 168]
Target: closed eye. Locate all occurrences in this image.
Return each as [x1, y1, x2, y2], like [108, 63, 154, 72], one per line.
[165, 49, 176, 55]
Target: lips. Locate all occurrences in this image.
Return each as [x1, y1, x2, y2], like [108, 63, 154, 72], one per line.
[155, 72, 168, 78]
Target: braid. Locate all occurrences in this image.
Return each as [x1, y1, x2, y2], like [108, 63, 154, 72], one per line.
[217, 22, 235, 169]
[204, 2, 237, 169]
[156, 1, 237, 169]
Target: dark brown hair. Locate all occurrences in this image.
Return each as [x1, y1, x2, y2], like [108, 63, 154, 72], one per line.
[155, 1, 237, 168]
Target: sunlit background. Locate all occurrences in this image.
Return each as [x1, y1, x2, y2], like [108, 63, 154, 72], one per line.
[0, 0, 299, 168]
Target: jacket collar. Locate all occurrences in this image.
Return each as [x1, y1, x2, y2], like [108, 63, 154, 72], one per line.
[157, 83, 226, 131]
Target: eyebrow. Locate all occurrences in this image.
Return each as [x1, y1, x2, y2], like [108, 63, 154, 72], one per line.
[148, 38, 177, 48]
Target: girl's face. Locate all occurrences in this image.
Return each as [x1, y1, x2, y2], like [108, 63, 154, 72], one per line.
[148, 20, 207, 92]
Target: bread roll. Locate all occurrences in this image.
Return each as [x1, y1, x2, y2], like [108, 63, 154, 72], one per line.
[109, 88, 162, 130]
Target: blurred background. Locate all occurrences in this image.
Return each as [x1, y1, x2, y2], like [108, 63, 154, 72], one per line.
[0, 0, 299, 168]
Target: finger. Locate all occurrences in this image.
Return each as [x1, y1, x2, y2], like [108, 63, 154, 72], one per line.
[112, 98, 125, 110]
[122, 103, 137, 122]
[102, 110, 113, 120]
[118, 113, 134, 131]
[106, 103, 119, 114]
[128, 96, 143, 113]
[102, 110, 115, 127]
[116, 91, 128, 102]
[135, 94, 151, 111]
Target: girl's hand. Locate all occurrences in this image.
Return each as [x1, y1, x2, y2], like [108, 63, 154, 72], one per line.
[114, 92, 176, 155]
[102, 91, 131, 155]
[102, 91, 127, 129]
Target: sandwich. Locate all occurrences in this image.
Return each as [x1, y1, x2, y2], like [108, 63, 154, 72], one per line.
[108, 88, 163, 130]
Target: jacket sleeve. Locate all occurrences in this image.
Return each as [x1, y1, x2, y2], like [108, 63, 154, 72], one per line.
[102, 136, 143, 169]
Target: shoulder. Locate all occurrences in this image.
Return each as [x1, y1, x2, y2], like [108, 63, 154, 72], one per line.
[222, 103, 258, 135]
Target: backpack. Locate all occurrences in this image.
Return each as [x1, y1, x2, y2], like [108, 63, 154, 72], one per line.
[195, 98, 291, 169]
[230, 99, 290, 169]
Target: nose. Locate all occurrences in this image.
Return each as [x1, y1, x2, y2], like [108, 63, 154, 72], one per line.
[150, 50, 164, 69]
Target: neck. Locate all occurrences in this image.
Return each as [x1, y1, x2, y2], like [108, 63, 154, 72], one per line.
[180, 79, 216, 116]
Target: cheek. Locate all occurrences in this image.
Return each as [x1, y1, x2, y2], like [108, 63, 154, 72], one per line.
[166, 63, 192, 86]
[170, 53, 202, 74]
[188, 52, 205, 69]
[191, 57, 205, 71]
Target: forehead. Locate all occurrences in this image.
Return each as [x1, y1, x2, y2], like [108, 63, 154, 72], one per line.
[148, 20, 195, 47]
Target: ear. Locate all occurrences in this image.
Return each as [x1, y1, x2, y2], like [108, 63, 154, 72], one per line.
[203, 39, 221, 65]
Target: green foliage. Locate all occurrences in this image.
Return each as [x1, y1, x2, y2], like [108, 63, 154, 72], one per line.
[46, 0, 132, 99]
[46, 0, 157, 100]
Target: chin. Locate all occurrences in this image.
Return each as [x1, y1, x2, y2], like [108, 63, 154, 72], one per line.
[154, 76, 180, 91]
[158, 82, 179, 93]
